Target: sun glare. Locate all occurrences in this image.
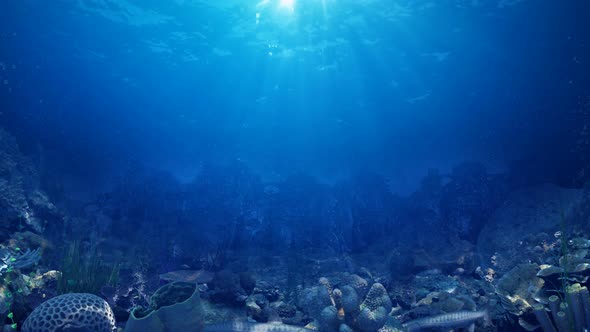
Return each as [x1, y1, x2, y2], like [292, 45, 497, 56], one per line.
[279, 0, 295, 11]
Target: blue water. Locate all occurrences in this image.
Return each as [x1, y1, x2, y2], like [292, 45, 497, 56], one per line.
[2, 0, 587, 194]
[0, 0, 589, 327]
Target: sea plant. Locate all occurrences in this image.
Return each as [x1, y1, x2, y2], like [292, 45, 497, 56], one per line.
[7, 311, 16, 330]
[57, 241, 119, 295]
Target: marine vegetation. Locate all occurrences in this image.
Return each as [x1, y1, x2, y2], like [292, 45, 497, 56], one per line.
[57, 241, 119, 295]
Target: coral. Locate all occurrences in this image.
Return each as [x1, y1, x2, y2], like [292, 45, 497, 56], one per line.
[361, 283, 392, 313]
[357, 283, 392, 332]
[21, 293, 116, 332]
[340, 286, 360, 314]
[300, 276, 392, 332]
[357, 306, 388, 332]
[524, 284, 590, 332]
[342, 274, 369, 299]
[298, 285, 332, 320]
[0, 248, 41, 276]
[319, 306, 339, 332]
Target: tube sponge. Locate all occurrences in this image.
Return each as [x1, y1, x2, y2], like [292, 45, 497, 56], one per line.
[579, 285, 590, 331]
[125, 281, 204, 332]
[533, 303, 557, 332]
[548, 295, 560, 321]
[566, 284, 586, 332]
[554, 311, 570, 332]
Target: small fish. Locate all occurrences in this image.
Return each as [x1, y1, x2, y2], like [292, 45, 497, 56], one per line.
[205, 322, 313, 332]
[403, 310, 489, 332]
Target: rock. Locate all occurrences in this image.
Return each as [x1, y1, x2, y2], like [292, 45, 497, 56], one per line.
[246, 293, 272, 321]
[495, 263, 543, 315]
[210, 270, 247, 306]
[536, 264, 564, 287]
[7, 231, 53, 251]
[273, 302, 297, 318]
[0, 129, 63, 236]
[281, 309, 307, 326]
[477, 184, 583, 274]
[246, 299, 264, 321]
[21, 270, 60, 311]
[159, 269, 214, 284]
[240, 272, 257, 294]
[254, 281, 281, 302]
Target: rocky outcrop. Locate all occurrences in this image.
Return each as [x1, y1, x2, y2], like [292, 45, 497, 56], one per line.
[477, 184, 584, 275]
[0, 129, 61, 237]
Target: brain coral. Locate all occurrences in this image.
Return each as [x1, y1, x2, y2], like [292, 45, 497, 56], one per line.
[22, 293, 116, 332]
[361, 283, 392, 313]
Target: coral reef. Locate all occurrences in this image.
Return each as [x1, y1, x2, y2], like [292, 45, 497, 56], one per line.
[5, 124, 590, 332]
[298, 274, 393, 332]
[21, 293, 116, 332]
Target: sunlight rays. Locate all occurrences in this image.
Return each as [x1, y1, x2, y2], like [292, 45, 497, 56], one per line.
[279, 0, 295, 12]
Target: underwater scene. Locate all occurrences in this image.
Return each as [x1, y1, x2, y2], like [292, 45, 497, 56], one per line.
[1, 0, 590, 331]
